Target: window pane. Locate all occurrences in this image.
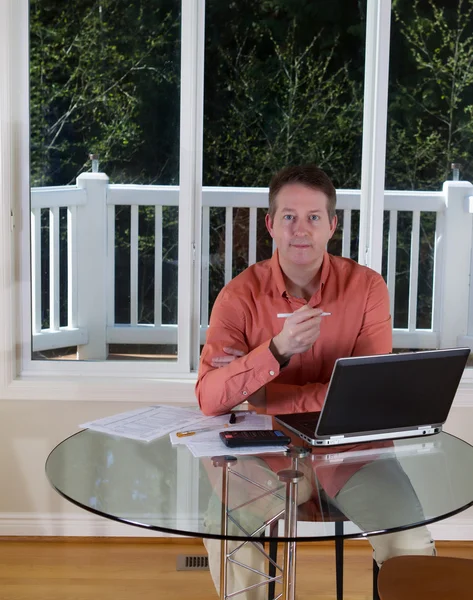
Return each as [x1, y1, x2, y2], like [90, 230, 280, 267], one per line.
[385, 0, 473, 344]
[29, 0, 180, 361]
[202, 1, 367, 327]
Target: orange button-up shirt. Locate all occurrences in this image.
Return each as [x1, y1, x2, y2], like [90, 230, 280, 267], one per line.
[196, 251, 392, 417]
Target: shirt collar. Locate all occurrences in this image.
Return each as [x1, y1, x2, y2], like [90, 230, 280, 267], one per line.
[270, 250, 331, 298]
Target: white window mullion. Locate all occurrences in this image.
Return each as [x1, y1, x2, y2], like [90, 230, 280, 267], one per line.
[358, 0, 392, 273]
[178, 0, 205, 371]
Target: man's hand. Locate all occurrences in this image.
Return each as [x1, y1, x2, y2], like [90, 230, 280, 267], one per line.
[271, 305, 326, 364]
[211, 347, 245, 368]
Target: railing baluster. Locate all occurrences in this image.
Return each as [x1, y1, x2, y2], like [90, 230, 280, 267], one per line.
[432, 211, 445, 334]
[248, 207, 257, 265]
[387, 210, 398, 321]
[31, 208, 42, 333]
[130, 205, 139, 325]
[201, 206, 210, 327]
[225, 206, 233, 284]
[342, 209, 352, 258]
[408, 211, 421, 332]
[107, 205, 116, 327]
[49, 207, 60, 331]
[30, 184, 448, 353]
[67, 206, 78, 329]
[154, 205, 163, 326]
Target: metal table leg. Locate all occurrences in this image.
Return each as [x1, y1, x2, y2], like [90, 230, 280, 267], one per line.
[212, 455, 238, 600]
[277, 468, 304, 600]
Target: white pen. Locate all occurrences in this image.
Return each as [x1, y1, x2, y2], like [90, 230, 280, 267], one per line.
[277, 312, 332, 318]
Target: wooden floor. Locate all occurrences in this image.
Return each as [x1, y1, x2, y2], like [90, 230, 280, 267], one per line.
[1, 538, 472, 600]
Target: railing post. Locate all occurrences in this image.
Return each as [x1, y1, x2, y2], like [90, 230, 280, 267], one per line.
[76, 172, 109, 360]
[438, 181, 473, 348]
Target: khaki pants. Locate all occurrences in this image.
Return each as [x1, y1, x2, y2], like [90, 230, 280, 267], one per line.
[204, 456, 435, 599]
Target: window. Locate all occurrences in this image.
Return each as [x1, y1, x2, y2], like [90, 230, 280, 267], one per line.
[1, 0, 473, 404]
[201, 1, 366, 322]
[385, 0, 473, 350]
[30, 0, 182, 363]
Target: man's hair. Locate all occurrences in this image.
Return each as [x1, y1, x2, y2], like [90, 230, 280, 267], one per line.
[268, 164, 337, 222]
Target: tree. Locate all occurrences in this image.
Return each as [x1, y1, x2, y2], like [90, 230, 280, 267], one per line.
[388, 0, 473, 189]
[30, 0, 180, 187]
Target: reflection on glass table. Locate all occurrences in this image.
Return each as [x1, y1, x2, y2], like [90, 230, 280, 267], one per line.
[46, 431, 473, 600]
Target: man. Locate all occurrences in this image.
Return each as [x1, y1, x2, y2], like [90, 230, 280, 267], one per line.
[196, 164, 391, 415]
[196, 164, 434, 598]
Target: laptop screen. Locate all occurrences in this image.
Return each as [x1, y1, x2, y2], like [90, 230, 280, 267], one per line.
[316, 348, 469, 437]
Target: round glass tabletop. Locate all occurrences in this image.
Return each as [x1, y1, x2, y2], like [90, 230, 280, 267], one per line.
[46, 430, 473, 542]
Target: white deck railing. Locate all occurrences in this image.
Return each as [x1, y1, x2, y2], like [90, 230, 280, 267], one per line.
[31, 173, 473, 358]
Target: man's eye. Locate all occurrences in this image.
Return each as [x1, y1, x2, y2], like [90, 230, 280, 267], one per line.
[283, 215, 294, 220]
[309, 215, 320, 221]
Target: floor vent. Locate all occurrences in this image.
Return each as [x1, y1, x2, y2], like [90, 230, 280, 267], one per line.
[176, 554, 210, 571]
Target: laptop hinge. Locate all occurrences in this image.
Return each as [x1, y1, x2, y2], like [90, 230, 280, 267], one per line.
[417, 426, 432, 430]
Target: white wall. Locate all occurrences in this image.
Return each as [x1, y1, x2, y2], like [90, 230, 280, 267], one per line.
[0, 398, 189, 537]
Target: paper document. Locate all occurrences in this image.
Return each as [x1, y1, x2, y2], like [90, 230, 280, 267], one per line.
[170, 412, 287, 457]
[186, 440, 288, 458]
[169, 412, 272, 445]
[80, 405, 209, 442]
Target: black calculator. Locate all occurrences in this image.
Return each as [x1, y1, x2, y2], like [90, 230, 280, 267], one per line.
[219, 430, 291, 447]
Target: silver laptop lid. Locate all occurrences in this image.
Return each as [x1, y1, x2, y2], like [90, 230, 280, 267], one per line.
[315, 348, 469, 440]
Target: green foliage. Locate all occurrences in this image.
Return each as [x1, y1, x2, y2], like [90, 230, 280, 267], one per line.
[30, 0, 180, 186]
[388, 0, 473, 188]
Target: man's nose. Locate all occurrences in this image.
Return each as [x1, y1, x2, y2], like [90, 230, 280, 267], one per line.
[293, 220, 310, 235]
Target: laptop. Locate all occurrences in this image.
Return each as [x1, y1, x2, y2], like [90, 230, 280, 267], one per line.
[275, 348, 470, 446]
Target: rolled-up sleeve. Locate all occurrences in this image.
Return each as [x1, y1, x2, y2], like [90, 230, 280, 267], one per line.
[196, 292, 281, 416]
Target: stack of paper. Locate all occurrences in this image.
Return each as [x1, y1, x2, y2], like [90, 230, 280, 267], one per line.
[171, 412, 288, 457]
[79, 406, 289, 457]
[80, 405, 209, 443]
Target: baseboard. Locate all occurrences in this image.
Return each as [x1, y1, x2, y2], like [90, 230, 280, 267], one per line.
[0, 513, 179, 537]
[1, 512, 472, 540]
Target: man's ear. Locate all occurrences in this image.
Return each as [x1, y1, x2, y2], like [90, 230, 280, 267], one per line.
[265, 213, 274, 237]
[328, 214, 338, 239]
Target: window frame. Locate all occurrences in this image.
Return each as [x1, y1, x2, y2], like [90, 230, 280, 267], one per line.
[2, 0, 472, 403]
[0, 0, 205, 401]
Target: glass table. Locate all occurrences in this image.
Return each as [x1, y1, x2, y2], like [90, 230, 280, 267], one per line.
[46, 431, 473, 600]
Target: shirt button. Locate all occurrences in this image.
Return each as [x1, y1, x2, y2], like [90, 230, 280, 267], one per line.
[242, 390, 248, 396]
[269, 370, 275, 376]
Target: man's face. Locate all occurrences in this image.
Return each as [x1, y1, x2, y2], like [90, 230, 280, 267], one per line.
[265, 183, 337, 268]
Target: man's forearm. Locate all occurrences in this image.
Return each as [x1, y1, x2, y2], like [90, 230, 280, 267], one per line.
[196, 341, 281, 416]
